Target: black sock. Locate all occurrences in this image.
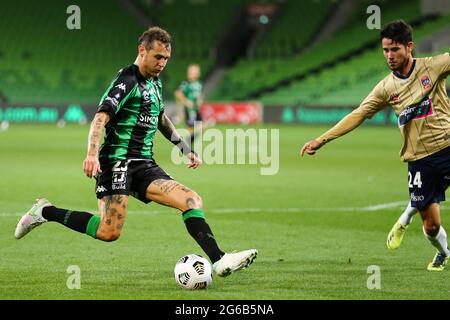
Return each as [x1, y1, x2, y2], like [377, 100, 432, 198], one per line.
[190, 131, 201, 147]
[184, 217, 224, 263]
[42, 206, 94, 234]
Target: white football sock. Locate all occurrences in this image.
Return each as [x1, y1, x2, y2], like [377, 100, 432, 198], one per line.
[398, 202, 417, 226]
[423, 226, 450, 256]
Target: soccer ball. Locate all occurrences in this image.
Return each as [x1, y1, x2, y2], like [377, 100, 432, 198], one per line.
[174, 254, 212, 290]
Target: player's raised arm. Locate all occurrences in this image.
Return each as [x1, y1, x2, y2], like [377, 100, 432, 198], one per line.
[158, 111, 202, 168]
[83, 112, 110, 178]
[301, 80, 388, 157]
[430, 52, 450, 77]
[300, 111, 366, 156]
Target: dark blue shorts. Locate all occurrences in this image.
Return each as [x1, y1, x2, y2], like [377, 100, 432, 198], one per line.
[408, 146, 450, 210]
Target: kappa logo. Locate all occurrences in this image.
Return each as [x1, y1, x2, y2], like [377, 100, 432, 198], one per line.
[96, 185, 107, 193]
[115, 83, 127, 92]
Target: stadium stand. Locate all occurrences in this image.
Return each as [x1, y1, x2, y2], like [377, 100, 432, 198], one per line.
[141, 0, 244, 98]
[0, 0, 448, 107]
[208, 0, 425, 101]
[254, 0, 336, 58]
[0, 0, 144, 104]
[0, 0, 250, 104]
[260, 13, 450, 106]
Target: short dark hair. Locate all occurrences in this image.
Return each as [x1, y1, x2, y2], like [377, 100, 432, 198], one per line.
[138, 26, 171, 50]
[380, 20, 413, 46]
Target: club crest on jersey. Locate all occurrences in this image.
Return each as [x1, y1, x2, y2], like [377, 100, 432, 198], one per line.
[142, 90, 151, 102]
[389, 93, 400, 104]
[398, 96, 433, 126]
[420, 75, 432, 90]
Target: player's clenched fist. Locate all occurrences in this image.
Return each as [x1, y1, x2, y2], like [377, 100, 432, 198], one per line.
[83, 155, 102, 178]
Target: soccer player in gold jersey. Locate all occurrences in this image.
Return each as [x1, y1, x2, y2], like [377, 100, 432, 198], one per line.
[301, 20, 450, 271]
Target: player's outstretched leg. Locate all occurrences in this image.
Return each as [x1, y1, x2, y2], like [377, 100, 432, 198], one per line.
[146, 179, 258, 277]
[15, 198, 51, 239]
[15, 195, 127, 241]
[386, 201, 417, 250]
[15, 198, 102, 240]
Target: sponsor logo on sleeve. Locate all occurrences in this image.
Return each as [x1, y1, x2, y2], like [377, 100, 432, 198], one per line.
[115, 83, 127, 92]
[104, 96, 119, 107]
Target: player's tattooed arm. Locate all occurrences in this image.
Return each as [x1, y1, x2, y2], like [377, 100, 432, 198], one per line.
[158, 111, 194, 156]
[158, 112, 201, 169]
[158, 111, 181, 142]
[87, 112, 110, 157]
[83, 112, 110, 178]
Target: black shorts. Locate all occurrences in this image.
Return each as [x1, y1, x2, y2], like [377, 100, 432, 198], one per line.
[95, 160, 173, 203]
[185, 108, 202, 127]
[407, 146, 450, 210]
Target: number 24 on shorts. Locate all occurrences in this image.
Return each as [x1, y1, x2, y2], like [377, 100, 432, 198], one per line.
[408, 171, 422, 188]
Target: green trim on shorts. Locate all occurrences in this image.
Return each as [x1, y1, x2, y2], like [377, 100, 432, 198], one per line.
[182, 209, 205, 221]
[86, 215, 101, 239]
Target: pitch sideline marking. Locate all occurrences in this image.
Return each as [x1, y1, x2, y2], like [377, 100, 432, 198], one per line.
[0, 201, 422, 217]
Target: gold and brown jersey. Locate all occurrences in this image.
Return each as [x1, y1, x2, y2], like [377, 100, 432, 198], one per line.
[317, 53, 450, 162]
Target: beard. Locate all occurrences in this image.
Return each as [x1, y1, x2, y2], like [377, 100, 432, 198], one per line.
[389, 56, 410, 73]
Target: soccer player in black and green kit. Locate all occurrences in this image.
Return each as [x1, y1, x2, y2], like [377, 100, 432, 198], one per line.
[15, 27, 257, 277]
[175, 64, 204, 146]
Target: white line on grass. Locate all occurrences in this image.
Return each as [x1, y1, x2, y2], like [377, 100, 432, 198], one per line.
[0, 201, 426, 217]
[360, 201, 408, 211]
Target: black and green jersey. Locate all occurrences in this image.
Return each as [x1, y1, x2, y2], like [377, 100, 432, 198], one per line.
[178, 80, 202, 111]
[97, 64, 164, 165]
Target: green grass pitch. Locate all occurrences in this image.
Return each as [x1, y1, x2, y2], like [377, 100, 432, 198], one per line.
[0, 123, 448, 299]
